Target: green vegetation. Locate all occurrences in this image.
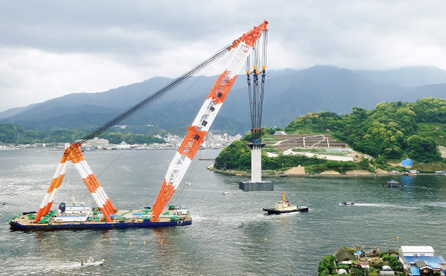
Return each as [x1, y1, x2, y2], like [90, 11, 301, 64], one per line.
[381, 254, 402, 271]
[215, 97, 446, 173]
[214, 142, 376, 174]
[0, 124, 164, 145]
[318, 255, 337, 276]
[318, 248, 405, 276]
[285, 97, 446, 163]
[215, 140, 251, 170]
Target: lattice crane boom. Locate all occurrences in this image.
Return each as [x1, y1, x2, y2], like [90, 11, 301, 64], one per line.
[151, 21, 269, 221]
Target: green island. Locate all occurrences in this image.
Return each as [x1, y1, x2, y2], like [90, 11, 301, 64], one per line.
[214, 97, 446, 175]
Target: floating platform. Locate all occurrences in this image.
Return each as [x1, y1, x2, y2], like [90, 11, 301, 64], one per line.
[9, 206, 191, 231]
[239, 180, 274, 192]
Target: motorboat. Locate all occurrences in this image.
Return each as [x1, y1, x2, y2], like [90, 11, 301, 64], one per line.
[81, 257, 104, 267]
[339, 201, 355, 206]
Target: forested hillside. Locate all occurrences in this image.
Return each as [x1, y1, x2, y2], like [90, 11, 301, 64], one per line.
[285, 97, 446, 162]
[2, 66, 446, 135]
[214, 97, 446, 173]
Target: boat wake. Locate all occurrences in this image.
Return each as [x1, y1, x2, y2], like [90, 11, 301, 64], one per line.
[192, 212, 269, 225]
[424, 202, 446, 208]
[190, 214, 207, 222]
[4, 261, 96, 275]
[264, 211, 304, 217]
[352, 203, 415, 209]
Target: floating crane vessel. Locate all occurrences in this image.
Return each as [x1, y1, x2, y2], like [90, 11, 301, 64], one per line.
[9, 21, 269, 231]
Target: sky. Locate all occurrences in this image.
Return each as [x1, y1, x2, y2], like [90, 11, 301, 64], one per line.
[1, 0, 446, 112]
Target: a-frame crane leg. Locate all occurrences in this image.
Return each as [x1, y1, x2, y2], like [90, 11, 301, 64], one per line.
[34, 144, 116, 223]
[34, 150, 70, 222]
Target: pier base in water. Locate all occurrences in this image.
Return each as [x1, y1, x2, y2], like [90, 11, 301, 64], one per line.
[239, 181, 273, 192]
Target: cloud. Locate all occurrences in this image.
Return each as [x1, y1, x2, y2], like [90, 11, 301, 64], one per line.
[0, 48, 149, 111]
[1, 0, 446, 111]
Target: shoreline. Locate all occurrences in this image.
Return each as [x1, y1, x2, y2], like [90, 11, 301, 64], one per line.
[208, 166, 444, 178]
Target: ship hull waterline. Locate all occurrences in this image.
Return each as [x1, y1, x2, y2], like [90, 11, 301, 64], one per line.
[9, 207, 192, 231]
[262, 207, 309, 215]
[9, 219, 191, 231]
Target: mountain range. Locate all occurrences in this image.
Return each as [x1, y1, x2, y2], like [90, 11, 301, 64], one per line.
[1, 65, 445, 135]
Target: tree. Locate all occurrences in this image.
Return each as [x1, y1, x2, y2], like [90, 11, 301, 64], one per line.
[214, 140, 251, 170]
[382, 255, 402, 271]
[318, 255, 337, 276]
[406, 135, 441, 162]
[412, 97, 446, 123]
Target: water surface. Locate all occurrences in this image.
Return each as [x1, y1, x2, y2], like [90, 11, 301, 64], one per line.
[1, 149, 446, 275]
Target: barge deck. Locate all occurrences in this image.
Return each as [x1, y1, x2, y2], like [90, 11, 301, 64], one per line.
[9, 206, 191, 231]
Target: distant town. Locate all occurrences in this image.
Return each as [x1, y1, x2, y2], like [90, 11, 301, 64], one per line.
[0, 132, 243, 151]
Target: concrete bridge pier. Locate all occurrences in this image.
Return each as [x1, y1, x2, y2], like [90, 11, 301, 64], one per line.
[239, 143, 273, 192]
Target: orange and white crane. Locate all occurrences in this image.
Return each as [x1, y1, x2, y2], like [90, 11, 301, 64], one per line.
[34, 143, 117, 222]
[32, 21, 268, 224]
[151, 21, 268, 221]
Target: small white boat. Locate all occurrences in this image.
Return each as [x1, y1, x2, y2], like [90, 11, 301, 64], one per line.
[223, 191, 234, 195]
[81, 257, 104, 266]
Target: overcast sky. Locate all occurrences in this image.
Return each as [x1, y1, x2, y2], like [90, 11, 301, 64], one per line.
[1, 0, 446, 112]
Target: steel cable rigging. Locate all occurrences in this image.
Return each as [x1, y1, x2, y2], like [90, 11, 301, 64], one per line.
[246, 30, 268, 143]
[78, 44, 232, 145]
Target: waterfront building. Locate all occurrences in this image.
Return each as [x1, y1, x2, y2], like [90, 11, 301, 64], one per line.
[399, 246, 446, 275]
[334, 247, 355, 264]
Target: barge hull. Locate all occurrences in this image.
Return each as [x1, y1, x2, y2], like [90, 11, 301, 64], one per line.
[9, 219, 191, 231]
[262, 207, 309, 215]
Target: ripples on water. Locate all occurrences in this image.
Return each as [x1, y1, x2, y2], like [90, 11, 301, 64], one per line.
[1, 149, 446, 275]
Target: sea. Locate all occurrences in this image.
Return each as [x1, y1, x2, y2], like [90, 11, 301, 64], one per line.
[1, 148, 446, 275]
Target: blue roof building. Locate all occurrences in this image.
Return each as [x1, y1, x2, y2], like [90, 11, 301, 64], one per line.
[403, 256, 446, 265]
[403, 256, 446, 275]
[410, 266, 420, 276]
[399, 246, 446, 275]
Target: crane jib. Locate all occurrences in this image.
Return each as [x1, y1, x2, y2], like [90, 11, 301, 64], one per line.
[150, 21, 268, 221]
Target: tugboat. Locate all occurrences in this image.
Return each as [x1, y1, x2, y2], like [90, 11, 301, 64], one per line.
[263, 192, 308, 215]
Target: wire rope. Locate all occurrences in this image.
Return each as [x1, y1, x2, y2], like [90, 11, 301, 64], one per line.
[78, 44, 231, 144]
